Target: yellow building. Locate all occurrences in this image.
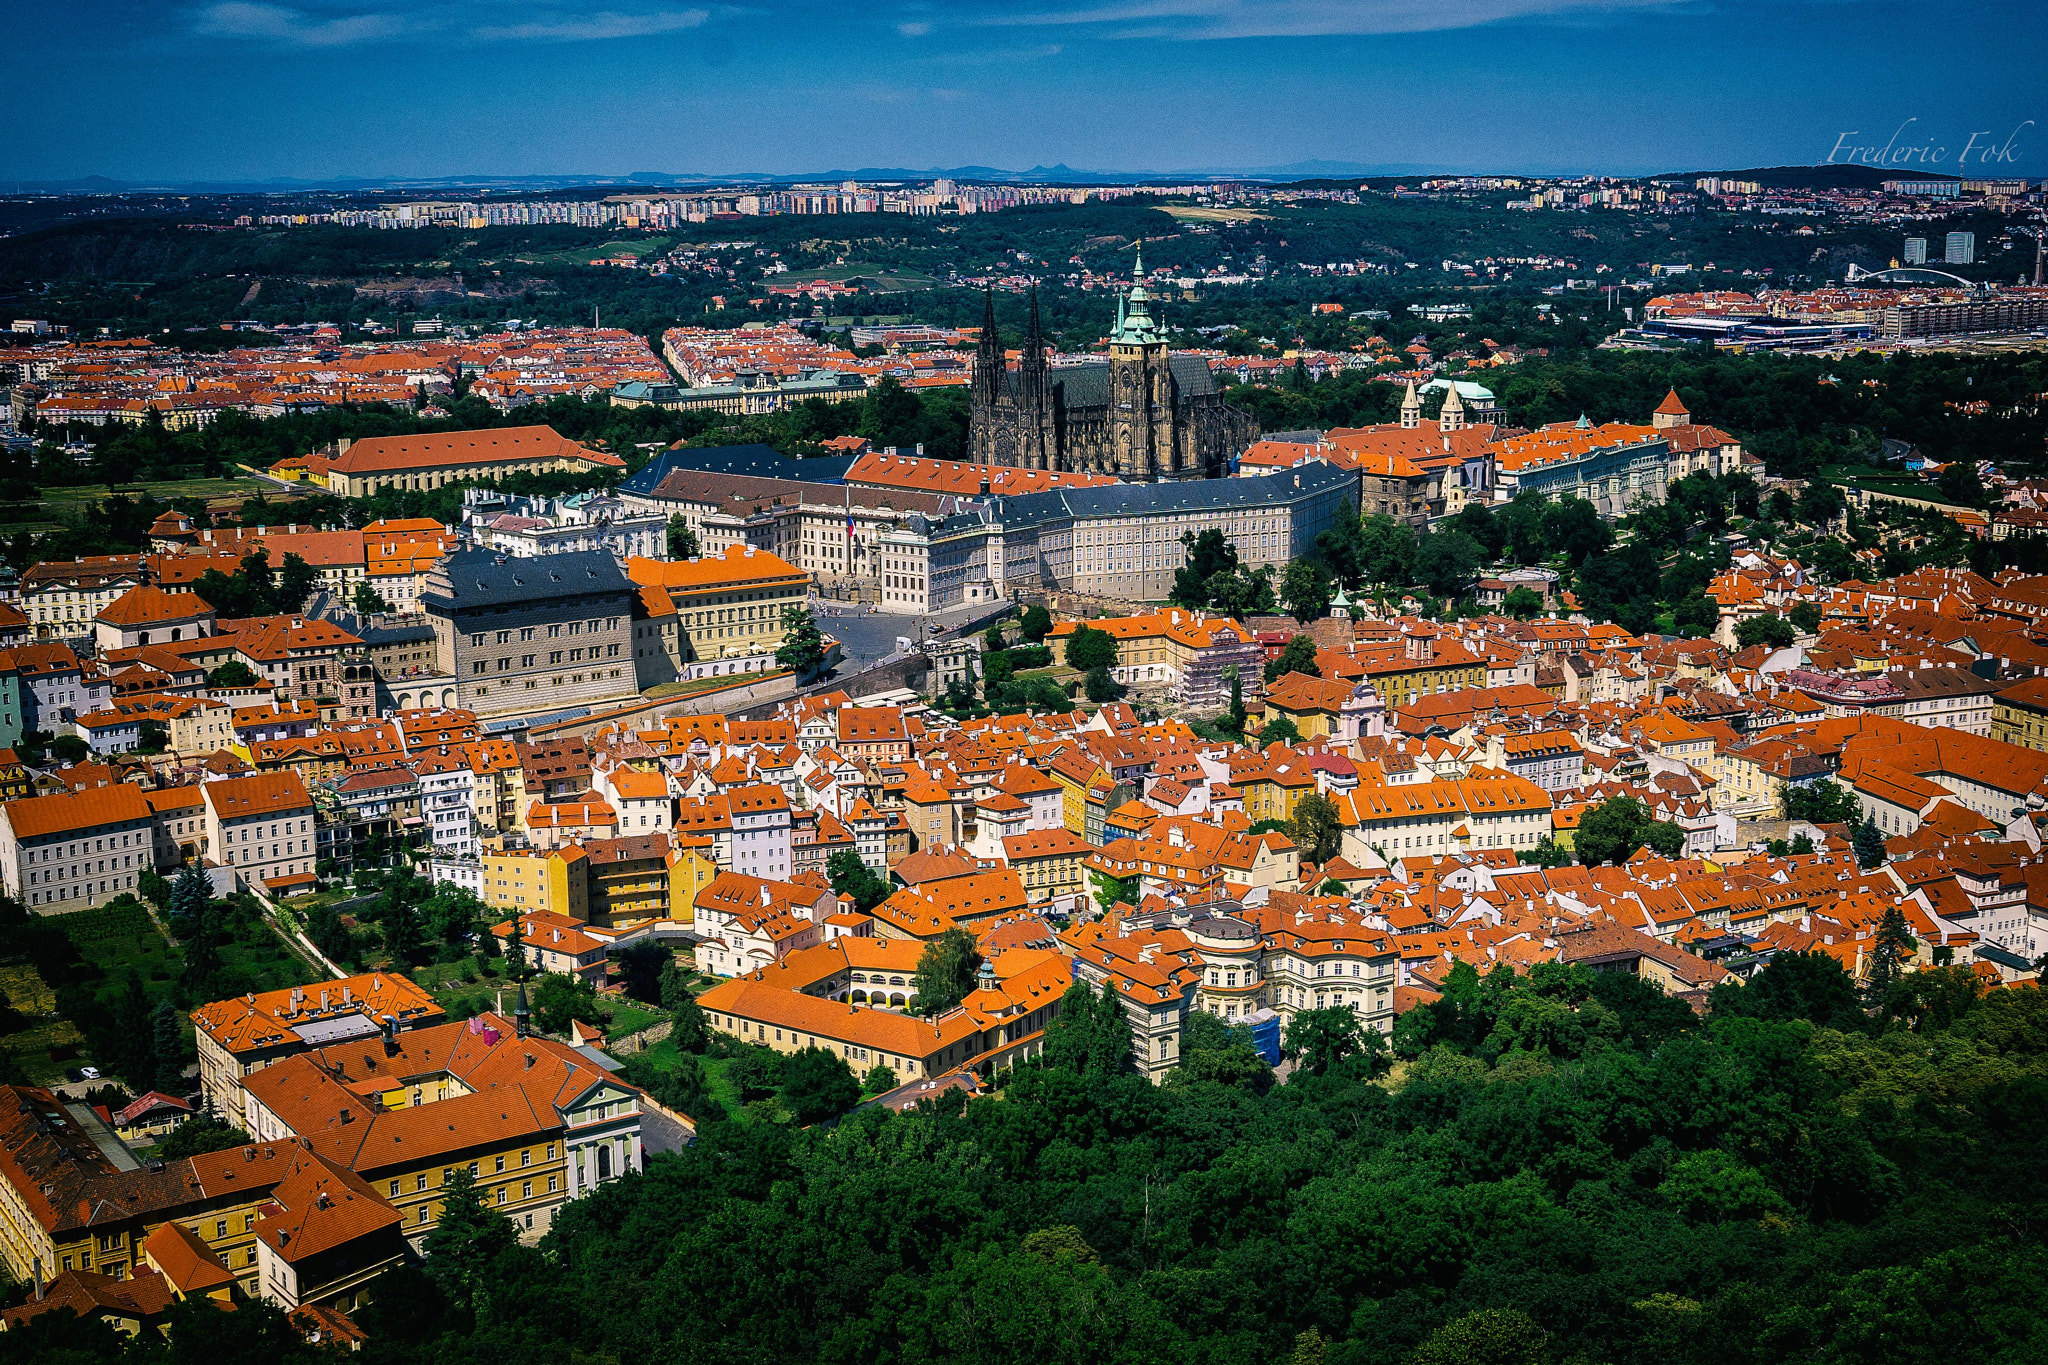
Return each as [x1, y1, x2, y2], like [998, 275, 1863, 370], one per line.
[238, 1012, 641, 1246]
[1001, 828, 1092, 904]
[627, 545, 810, 666]
[1235, 753, 1317, 825]
[482, 846, 589, 920]
[1048, 749, 1104, 836]
[1045, 608, 1255, 700]
[1262, 673, 1357, 740]
[667, 841, 718, 924]
[1358, 642, 1488, 709]
[1993, 677, 2048, 752]
[294, 426, 624, 498]
[583, 834, 671, 925]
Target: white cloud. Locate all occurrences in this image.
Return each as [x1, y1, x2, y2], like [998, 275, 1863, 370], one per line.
[193, 1, 718, 47]
[471, 8, 710, 40]
[934, 41, 1065, 62]
[973, 0, 1696, 38]
[194, 2, 411, 46]
[897, 19, 932, 34]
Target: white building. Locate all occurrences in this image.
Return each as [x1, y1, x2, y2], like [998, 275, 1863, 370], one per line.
[415, 751, 482, 858]
[728, 784, 793, 881]
[202, 772, 319, 895]
[463, 488, 668, 563]
[0, 784, 156, 911]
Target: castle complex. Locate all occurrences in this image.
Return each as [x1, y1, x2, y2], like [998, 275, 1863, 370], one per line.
[967, 252, 1257, 481]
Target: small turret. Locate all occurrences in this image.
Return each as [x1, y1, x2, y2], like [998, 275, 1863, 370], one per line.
[1399, 379, 1421, 430]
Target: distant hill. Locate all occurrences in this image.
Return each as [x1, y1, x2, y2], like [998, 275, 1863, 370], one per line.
[4, 161, 1918, 197]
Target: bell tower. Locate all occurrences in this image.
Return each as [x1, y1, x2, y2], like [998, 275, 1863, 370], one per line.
[1018, 289, 1051, 470]
[1438, 383, 1466, 433]
[1107, 247, 1181, 480]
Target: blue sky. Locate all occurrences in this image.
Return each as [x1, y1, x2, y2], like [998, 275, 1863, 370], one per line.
[5, 0, 2045, 182]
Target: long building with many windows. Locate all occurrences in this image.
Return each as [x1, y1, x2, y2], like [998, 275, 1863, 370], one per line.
[0, 784, 156, 911]
[626, 545, 810, 669]
[295, 425, 624, 498]
[421, 548, 641, 720]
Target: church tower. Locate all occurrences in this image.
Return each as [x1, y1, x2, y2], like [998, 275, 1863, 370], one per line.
[1018, 290, 1052, 470]
[1107, 247, 1184, 480]
[972, 288, 1002, 408]
[1651, 387, 1691, 430]
[1438, 383, 1466, 434]
[969, 289, 1004, 464]
[1399, 380, 1421, 429]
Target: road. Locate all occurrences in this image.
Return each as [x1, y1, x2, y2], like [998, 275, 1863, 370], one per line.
[810, 598, 994, 672]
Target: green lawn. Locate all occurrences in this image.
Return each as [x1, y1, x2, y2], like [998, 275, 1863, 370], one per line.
[409, 956, 513, 1017]
[511, 236, 682, 266]
[36, 477, 274, 508]
[605, 1003, 661, 1040]
[627, 1037, 774, 1123]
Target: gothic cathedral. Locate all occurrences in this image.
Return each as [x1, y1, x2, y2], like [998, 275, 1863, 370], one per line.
[966, 251, 1256, 481]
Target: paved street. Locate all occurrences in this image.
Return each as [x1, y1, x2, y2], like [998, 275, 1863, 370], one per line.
[810, 597, 994, 671]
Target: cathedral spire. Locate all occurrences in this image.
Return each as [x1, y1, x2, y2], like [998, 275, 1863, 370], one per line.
[1112, 244, 1165, 346]
[974, 287, 1002, 406]
[1024, 289, 1046, 372]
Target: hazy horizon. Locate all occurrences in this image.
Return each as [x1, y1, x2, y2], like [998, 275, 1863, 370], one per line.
[5, 0, 2044, 185]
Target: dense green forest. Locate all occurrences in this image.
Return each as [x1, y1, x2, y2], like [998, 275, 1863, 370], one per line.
[19, 953, 2044, 1365]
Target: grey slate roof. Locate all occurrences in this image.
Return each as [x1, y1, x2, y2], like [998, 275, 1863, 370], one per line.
[421, 549, 631, 613]
[620, 444, 851, 495]
[357, 623, 437, 646]
[993, 460, 1356, 528]
[998, 356, 1220, 407]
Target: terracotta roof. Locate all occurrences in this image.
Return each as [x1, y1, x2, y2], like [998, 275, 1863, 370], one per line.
[322, 425, 621, 474]
[140, 1218, 235, 1296]
[95, 584, 212, 628]
[626, 544, 804, 593]
[0, 784, 152, 839]
[202, 771, 314, 819]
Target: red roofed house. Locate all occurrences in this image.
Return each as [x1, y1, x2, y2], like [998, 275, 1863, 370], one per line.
[297, 425, 622, 498]
[0, 783, 155, 911]
[202, 771, 318, 895]
[92, 584, 215, 653]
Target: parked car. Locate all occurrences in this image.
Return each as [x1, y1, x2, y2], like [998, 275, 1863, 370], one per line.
[79, 1067, 100, 1081]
